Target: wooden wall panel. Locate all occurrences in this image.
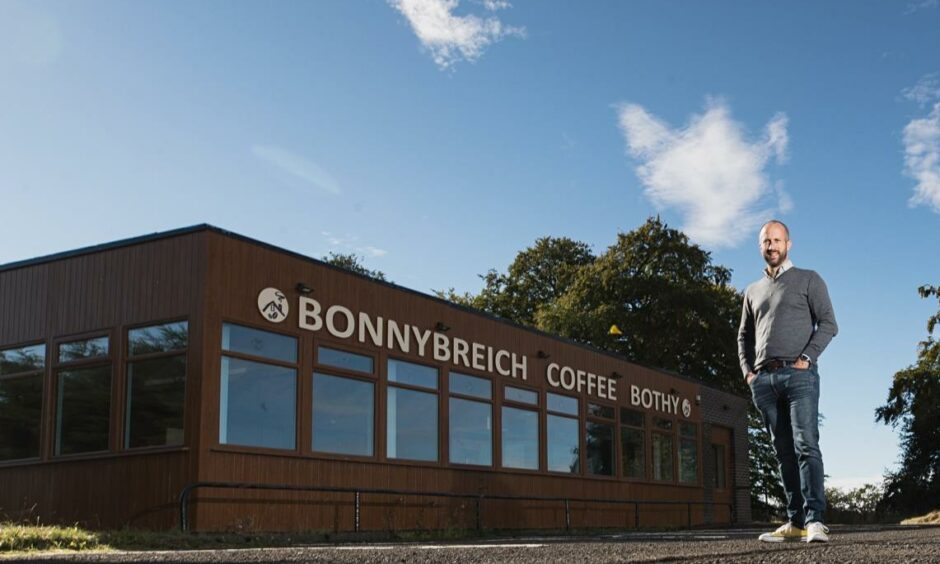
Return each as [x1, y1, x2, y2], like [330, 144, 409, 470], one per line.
[0, 231, 208, 530]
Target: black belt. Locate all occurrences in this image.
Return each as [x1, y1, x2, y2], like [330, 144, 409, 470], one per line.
[762, 358, 797, 372]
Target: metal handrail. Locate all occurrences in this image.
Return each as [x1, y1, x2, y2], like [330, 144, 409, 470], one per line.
[179, 481, 734, 533]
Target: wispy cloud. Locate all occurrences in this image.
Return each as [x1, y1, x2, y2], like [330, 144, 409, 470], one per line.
[322, 231, 388, 257]
[251, 145, 342, 195]
[616, 99, 790, 248]
[389, 0, 525, 69]
[901, 73, 940, 107]
[902, 102, 940, 213]
[904, 0, 937, 15]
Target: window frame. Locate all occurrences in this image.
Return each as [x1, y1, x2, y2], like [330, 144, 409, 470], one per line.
[385, 356, 440, 464]
[619, 407, 647, 481]
[545, 391, 581, 475]
[52, 330, 114, 458]
[585, 401, 616, 478]
[217, 321, 300, 454]
[123, 318, 189, 452]
[447, 370, 494, 469]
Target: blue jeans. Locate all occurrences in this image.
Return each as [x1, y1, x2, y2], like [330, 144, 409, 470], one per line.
[750, 364, 826, 526]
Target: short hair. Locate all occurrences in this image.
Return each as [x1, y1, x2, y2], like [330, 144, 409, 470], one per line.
[760, 219, 790, 240]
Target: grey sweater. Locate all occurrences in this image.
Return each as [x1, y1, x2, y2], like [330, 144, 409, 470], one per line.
[737, 266, 838, 377]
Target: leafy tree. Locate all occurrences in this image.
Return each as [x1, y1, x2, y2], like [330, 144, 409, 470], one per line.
[536, 217, 740, 391]
[322, 252, 388, 282]
[875, 284, 940, 515]
[436, 237, 595, 325]
[826, 483, 886, 524]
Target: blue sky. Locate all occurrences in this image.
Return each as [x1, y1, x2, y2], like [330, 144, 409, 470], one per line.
[2, 0, 939, 491]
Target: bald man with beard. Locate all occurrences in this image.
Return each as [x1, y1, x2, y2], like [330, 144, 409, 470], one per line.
[738, 220, 838, 543]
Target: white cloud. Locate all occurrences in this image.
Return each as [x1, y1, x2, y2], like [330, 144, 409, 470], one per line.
[389, 0, 525, 69]
[616, 100, 790, 248]
[903, 102, 940, 213]
[251, 145, 342, 195]
[901, 74, 940, 107]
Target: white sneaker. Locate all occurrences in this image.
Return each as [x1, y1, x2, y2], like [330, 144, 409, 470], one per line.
[805, 521, 830, 543]
[758, 522, 806, 543]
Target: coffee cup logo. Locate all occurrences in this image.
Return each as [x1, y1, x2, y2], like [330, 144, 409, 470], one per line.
[258, 288, 289, 323]
[682, 399, 691, 418]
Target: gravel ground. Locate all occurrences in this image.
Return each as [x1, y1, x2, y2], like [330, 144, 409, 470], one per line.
[4, 525, 939, 563]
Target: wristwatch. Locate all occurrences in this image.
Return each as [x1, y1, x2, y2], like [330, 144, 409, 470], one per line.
[799, 354, 812, 366]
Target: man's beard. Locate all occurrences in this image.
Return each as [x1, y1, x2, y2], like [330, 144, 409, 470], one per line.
[764, 249, 787, 267]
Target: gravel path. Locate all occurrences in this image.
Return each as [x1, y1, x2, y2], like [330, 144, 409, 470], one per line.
[5, 525, 939, 563]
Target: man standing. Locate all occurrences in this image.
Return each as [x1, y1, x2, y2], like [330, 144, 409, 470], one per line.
[738, 220, 838, 543]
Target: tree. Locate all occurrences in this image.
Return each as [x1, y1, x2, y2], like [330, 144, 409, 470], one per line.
[322, 252, 388, 282]
[436, 237, 595, 325]
[536, 217, 741, 391]
[439, 217, 785, 513]
[875, 284, 940, 515]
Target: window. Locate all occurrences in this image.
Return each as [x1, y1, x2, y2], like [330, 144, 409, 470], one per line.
[586, 403, 614, 476]
[318, 346, 373, 374]
[712, 444, 727, 489]
[678, 422, 698, 484]
[312, 373, 374, 456]
[504, 385, 537, 405]
[651, 430, 674, 482]
[620, 408, 645, 479]
[0, 343, 45, 461]
[387, 359, 438, 462]
[502, 385, 538, 470]
[125, 321, 188, 449]
[55, 336, 111, 455]
[547, 392, 579, 474]
[220, 323, 297, 450]
[449, 372, 492, 466]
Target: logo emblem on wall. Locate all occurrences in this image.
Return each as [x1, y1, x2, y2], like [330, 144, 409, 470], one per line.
[682, 399, 691, 418]
[258, 288, 289, 323]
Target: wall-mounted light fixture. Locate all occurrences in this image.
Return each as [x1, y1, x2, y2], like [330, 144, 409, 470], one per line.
[611, 371, 624, 380]
[536, 350, 550, 359]
[695, 394, 702, 406]
[669, 387, 678, 395]
[296, 283, 313, 294]
[434, 322, 451, 332]
[722, 404, 729, 411]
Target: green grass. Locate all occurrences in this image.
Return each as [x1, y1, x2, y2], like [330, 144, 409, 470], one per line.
[0, 523, 101, 552]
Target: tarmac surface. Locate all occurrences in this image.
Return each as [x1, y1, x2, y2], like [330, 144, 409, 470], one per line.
[4, 524, 939, 563]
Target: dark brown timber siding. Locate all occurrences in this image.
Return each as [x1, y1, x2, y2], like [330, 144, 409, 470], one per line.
[0, 232, 207, 529]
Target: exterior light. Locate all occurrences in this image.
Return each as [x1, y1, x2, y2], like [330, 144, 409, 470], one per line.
[611, 371, 624, 380]
[536, 350, 550, 359]
[434, 322, 451, 332]
[296, 283, 313, 294]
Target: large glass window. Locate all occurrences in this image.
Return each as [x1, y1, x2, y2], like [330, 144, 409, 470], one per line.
[220, 357, 296, 449]
[586, 403, 614, 476]
[219, 324, 298, 451]
[56, 365, 111, 455]
[387, 359, 438, 462]
[678, 422, 698, 484]
[620, 408, 646, 479]
[449, 372, 492, 466]
[312, 372, 374, 456]
[547, 393, 579, 474]
[504, 385, 537, 406]
[449, 398, 491, 465]
[387, 386, 437, 461]
[501, 406, 538, 470]
[126, 321, 188, 449]
[0, 344, 45, 461]
[652, 431, 674, 481]
[55, 336, 111, 456]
